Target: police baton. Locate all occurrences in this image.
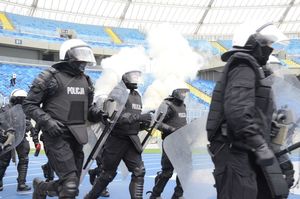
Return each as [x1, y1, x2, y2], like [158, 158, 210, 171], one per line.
[141, 112, 163, 150]
[275, 141, 300, 157]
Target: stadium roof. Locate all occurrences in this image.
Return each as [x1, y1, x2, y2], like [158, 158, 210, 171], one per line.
[0, 0, 299, 39]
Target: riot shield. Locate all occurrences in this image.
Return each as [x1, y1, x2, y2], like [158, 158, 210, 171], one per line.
[140, 100, 168, 150]
[267, 73, 300, 194]
[81, 81, 129, 183]
[163, 112, 215, 199]
[267, 73, 300, 146]
[0, 104, 26, 156]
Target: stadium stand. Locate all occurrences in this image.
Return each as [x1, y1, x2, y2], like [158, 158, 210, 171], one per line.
[0, 12, 220, 54]
[287, 39, 300, 55]
[0, 63, 102, 98]
[6, 13, 111, 42]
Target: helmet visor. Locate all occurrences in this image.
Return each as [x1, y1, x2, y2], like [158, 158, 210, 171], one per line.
[68, 47, 96, 66]
[124, 71, 142, 84]
[257, 23, 289, 46]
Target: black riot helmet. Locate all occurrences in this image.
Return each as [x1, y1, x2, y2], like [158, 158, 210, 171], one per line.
[122, 70, 142, 90]
[221, 22, 289, 65]
[10, 89, 27, 105]
[171, 88, 189, 102]
[59, 39, 96, 74]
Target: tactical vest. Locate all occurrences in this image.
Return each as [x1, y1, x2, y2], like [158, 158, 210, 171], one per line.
[206, 52, 274, 143]
[113, 90, 142, 135]
[162, 99, 187, 139]
[43, 71, 89, 125]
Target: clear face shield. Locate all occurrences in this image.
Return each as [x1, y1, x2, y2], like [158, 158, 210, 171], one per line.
[68, 46, 96, 67]
[256, 23, 289, 47]
[122, 71, 143, 90]
[123, 71, 142, 84]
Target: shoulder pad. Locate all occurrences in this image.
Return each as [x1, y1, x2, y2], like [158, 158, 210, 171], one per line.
[32, 68, 57, 91]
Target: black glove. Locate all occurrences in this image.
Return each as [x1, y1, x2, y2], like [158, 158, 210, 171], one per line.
[270, 121, 281, 138]
[25, 119, 33, 132]
[280, 160, 295, 188]
[43, 119, 64, 137]
[254, 142, 275, 166]
[139, 113, 152, 127]
[160, 123, 176, 134]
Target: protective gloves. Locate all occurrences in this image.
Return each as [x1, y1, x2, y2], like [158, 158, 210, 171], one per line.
[139, 113, 152, 127]
[246, 135, 275, 166]
[43, 119, 64, 137]
[160, 123, 177, 134]
[254, 142, 275, 166]
[270, 121, 281, 138]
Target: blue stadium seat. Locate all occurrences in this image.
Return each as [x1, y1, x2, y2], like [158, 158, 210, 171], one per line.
[6, 13, 111, 43]
[0, 63, 102, 98]
[218, 40, 232, 50]
[188, 39, 219, 55]
[112, 27, 146, 45]
[188, 79, 216, 96]
[286, 39, 300, 55]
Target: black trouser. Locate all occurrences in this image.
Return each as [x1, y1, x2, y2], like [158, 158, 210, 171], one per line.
[86, 135, 145, 199]
[41, 130, 83, 198]
[0, 137, 30, 184]
[150, 148, 183, 197]
[210, 141, 279, 199]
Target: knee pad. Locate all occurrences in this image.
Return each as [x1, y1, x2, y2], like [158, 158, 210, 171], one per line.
[58, 174, 79, 198]
[132, 163, 145, 178]
[98, 170, 117, 182]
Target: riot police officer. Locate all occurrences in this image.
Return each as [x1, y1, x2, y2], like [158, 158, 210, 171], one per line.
[23, 39, 101, 199]
[206, 22, 294, 199]
[148, 88, 189, 199]
[0, 89, 35, 193]
[84, 70, 152, 199]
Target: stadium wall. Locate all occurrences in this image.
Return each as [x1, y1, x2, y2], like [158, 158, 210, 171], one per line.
[0, 45, 39, 60]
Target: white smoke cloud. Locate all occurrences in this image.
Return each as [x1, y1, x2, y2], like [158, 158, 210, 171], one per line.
[94, 46, 150, 99]
[94, 24, 203, 111]
[143, 24, 204, 110]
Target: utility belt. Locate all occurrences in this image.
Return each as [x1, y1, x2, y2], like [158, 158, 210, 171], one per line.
[207, 140, 251, 158]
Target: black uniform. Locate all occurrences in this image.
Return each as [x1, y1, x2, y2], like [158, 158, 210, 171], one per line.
[149, 98, 187, 199]
[0, 104, 33, 192]
[0, 105, 34, 191]
[84, 83, 151, 199]
[206, 52, 292, 199]
[23, 62, 98, 199]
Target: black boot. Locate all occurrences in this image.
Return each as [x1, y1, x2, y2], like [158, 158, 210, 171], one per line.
[88, 168, 98, 185]
[17, 157, 31, 193]
[17, 183, 31, 192]
[32, 177, 59, 199]
[0, 159, 9, 192]
[149, 171, 171, 199]
[84, 177, 110, 199]
[32, 178, 47, 199]
[100, 187, 110, 197]
[171, 176, 184, 199]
